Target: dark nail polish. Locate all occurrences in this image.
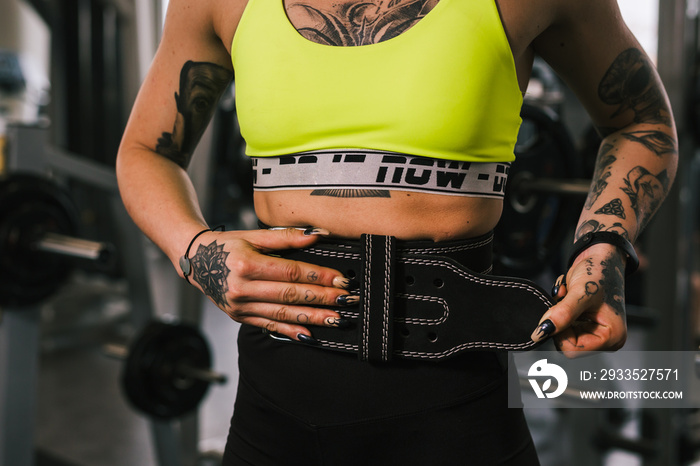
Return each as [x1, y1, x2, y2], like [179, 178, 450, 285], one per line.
[531, 319, 556, 343]
[551, 284, 560, 298]
[336, 295, 359, 306]
[336, 318, 352, 329]
[303, 227, 330, 236]
[343, 278, 360, 291]
[297, 333, 319, 345]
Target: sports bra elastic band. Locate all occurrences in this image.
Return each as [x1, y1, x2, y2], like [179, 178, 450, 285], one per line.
[251, 149, 510, 198]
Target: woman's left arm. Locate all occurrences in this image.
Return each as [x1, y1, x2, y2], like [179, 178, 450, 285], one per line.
[529, 0, 678, 354]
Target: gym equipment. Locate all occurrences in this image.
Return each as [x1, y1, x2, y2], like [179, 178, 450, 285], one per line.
[105, 321, 227, 420]
[0, 173, 114, 306]
[494, 104, 588, 277]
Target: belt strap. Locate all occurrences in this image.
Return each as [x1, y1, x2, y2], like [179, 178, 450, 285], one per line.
[360, 234, 396, 362]
[274, 233, 553, 361]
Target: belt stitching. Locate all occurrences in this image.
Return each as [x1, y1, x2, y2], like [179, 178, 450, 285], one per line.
[400, 236, 493, 254]
[362, 235, 372, 361]
[299, 250, 540, 302]
[399, 258, 551, 306]
[314, 339, 537, 357]
[398, 340, 538, 359]
[395, 294, 448, 325]
[317, 340, 358, 351]
[308, 237, 492, 257]
[302, 245, 493, 262]
[382, 236, 391, 361]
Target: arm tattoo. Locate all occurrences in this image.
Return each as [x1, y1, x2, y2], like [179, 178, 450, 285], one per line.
[287, 0, 438, 46]
[576, 219, 630, 241]
[622, 130, 677, 157]
[600, 253, 626, 316]
[597, 48, 671, 134]
[156, 61, 233, 168]
[191, 240, 231, 308]
[594, 198, 626, 219]
[584, 144, 617, 210]
[585, 172, 611, 210]
[311, 189, 391, 198]
[620, 166, 670, 231]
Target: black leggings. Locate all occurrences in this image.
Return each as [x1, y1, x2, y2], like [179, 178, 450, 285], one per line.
[222, 325, 540, 466]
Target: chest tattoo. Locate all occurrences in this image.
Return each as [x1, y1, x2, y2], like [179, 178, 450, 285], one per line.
[286, 0, 439, 46]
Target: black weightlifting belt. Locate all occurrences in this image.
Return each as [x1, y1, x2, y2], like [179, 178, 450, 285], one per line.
[273, 232, 554, 363]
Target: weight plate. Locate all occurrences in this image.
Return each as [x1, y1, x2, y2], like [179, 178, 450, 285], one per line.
[122, 321, 214, 420]
[0, 173, 79, 306]
[494, 104, 582, 277]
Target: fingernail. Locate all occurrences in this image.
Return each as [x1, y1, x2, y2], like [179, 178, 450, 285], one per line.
[297, 333, 319, 345]
[325, 316, 352, 329]
[336, 295, 359, 306]
[332, 277, 360, 290]
[531, 319, 556, 343]
[551, 284, 560, 298]
[303, 228, 330, 236]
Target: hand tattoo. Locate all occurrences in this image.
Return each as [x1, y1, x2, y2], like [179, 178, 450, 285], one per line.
[191, 240, 231, 308]
[600, 254, 626, 316]
[304, 290, 317, 302]
[580, 281, 600, 302]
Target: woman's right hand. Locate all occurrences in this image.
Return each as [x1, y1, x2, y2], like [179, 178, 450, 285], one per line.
[182, 227, 356, 343]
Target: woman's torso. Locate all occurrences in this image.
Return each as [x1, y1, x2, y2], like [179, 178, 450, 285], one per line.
[214, 0, 549, 241]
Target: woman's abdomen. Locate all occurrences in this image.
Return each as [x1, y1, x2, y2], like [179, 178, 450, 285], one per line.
[254, 190, 503, 241]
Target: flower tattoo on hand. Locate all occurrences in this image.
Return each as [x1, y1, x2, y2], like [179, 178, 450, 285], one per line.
[191, 240, 231, 308]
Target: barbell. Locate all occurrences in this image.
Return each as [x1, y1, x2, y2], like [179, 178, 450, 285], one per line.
[0, 173, 114, 306]
[105, 321, 227, 420]
[0, 174, 223, 419]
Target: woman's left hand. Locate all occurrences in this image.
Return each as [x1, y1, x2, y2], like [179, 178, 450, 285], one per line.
[530, 243, 628, 356]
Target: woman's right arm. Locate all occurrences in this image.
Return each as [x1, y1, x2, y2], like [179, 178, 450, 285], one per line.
[116, 0, 354, 341]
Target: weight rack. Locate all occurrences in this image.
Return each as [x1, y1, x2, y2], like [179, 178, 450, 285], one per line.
[0, 123, 216, 466]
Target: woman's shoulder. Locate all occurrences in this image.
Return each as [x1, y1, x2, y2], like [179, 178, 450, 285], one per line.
[163, 0, 250, 55]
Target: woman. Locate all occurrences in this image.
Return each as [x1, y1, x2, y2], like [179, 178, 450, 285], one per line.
[117, 0, 677, 464]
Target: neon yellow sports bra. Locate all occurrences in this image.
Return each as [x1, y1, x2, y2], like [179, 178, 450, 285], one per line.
[231, 0, 524, 163]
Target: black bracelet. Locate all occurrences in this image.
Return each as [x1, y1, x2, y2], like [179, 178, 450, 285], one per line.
[179, 225, 225, 283]
[567, 231, 639, 276]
